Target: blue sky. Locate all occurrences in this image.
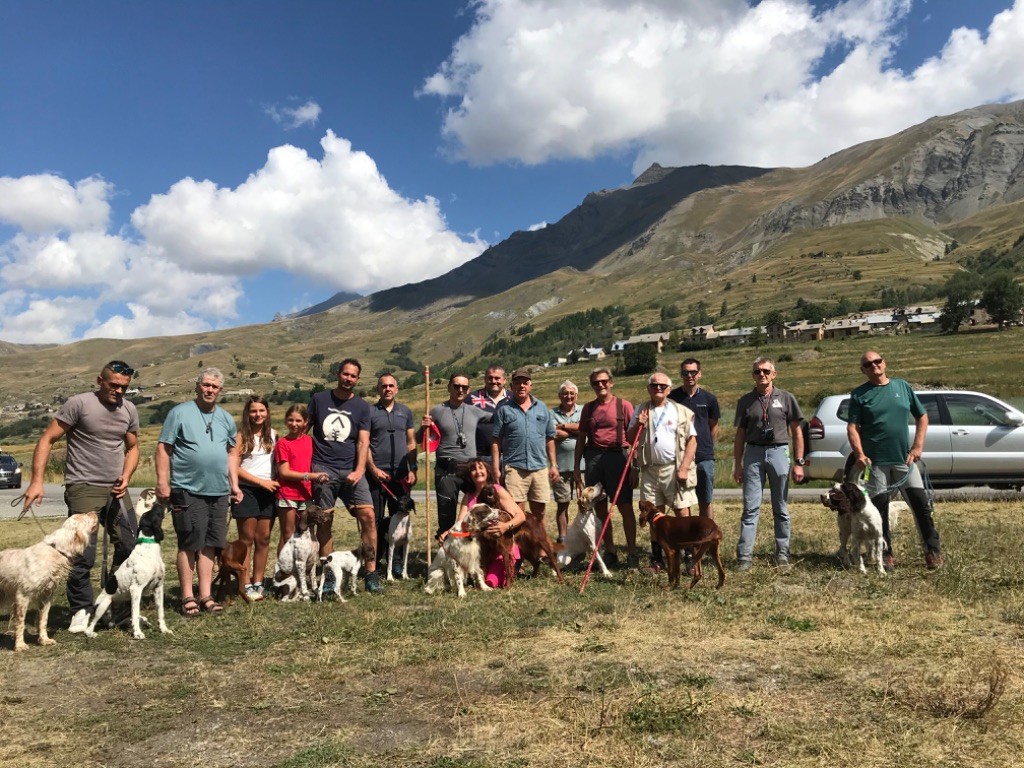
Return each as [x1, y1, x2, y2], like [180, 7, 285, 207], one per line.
[1, 0, 1022, 343]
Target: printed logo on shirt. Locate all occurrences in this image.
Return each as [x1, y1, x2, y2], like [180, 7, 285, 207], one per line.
[321, 409, 352, 443]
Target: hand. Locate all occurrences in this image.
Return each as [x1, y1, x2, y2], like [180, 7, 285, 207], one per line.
[732, 467, 743, 484]
[421, 415, 433, 428]
[637, 409, 649, 426]
[549, 467, 561, 483]
[853, 453, 871, 471]
[375, 468, 391, 483]
[405, 471, 417, 487]
[263, 479, 281, 493]
[906, 448, 923, 464]
[346, 468, 364, 485]
[676, 466, 690, 484]
[156, 481, 171, 503]
[23, 480, 44, 511]
[111, 475, 129, 498]
[791, 465, 805, 483]
[231, 486, 244, 504]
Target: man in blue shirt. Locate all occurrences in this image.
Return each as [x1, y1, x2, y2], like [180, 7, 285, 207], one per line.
[156, 368, 241, 616]
[491, 368, 559, 517]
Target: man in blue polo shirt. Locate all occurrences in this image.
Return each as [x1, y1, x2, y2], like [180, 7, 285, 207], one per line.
[491, 368, 559, 516]
[668, 358, 721, 519]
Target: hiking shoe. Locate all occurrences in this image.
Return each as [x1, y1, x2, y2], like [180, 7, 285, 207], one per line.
[735, 559, 753, 573]
[925, 551, 944, 570]
[603, 551, 620, 569]
[245, 583, 264, 601]
[67, 609, 90, 633]
[883, 553, 896, 572]
[625, 554, 640, 570]
[321, 562, 337, 593]
[364, 571, 384, 594]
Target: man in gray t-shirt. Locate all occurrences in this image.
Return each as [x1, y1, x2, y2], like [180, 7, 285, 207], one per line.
[23, 360, 141, 632]
[418, 373, 492, 536]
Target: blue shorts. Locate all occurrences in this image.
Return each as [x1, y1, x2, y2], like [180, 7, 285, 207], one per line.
[695, 459, 716, 507]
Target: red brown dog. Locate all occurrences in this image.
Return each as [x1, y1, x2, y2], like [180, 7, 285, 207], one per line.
[638, 500, 725, 590]
[214, 540, 252, 605]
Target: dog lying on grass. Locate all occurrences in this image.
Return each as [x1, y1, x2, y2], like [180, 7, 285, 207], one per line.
[85, 490, 172, 639]
[0, 511, 97, 652]
[638, 500, 725, 590]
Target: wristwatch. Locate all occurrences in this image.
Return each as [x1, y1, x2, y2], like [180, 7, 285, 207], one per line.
[794, 458, 807, 467]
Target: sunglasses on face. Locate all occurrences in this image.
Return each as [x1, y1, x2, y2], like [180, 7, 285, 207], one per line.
[753, 369, 774, 376]
[648, 383, 670, 390]
[590, 379, 611, 388]
[681, 370, 699, 377]
[108, 360, 135, 377]
[451, 384, 470, 390]
[861, 358, 884, 368]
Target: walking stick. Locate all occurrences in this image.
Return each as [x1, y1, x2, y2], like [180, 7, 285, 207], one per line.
[580, 423, 645, 594]
[423, 366, 432, 566]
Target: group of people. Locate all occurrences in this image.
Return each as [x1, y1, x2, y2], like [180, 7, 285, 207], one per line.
[21, 349, 944, 628]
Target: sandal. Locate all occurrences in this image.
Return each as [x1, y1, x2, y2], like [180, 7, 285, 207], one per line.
[198, 596, 224, 614]
[181, 596, 200, 618]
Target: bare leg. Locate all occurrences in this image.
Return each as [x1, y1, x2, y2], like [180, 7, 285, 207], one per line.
[354, 505, 376, 573]
[251, 518, 273, 585]
[237, 517, 256, 582]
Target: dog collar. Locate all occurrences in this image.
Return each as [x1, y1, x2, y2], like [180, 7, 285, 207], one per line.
[448, 530, 473, 539]
[137, 535, 157, 544]
[649, 512, 667, 525]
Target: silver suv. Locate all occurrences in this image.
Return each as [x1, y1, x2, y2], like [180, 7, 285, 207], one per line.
[0, 453, 22, 490]
[805, 390, 1024, 490]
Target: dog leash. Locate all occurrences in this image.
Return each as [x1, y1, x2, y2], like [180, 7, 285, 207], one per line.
[12, 493, 49, 536]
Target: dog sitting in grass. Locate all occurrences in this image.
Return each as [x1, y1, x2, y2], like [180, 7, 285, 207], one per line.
[820, 481, 886, 575]
[274, 505, 333, 600]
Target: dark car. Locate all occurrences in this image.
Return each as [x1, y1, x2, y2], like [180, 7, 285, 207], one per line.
[0, 453, 22, 490]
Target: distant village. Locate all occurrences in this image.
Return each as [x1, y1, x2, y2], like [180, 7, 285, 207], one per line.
[548, 303, 997, 366]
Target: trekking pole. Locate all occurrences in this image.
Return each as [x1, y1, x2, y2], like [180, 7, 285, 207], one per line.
[423, 366, 432, 566]
[580, 423, 645, 594]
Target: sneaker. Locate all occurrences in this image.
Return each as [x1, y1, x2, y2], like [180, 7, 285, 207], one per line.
[625, 554, 640, 570]
[603, 551, 620, 569]
[925, 551, 944, 570]
[321, 561, 337, 594]
[245, 583, 264, 602]
[776, 555, 790, 566]
[883, 553, 896, 572]
[364, 571, 384, 594]
[735, 559, 753, 573]
[67, 608, 90, 634]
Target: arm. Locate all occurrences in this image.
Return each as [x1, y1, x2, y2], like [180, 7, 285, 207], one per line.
[847, 422, 869, 471]
[23, 418, 70, 508]
[677, 435, 697, 484]
[789, 419, 805, 483]
[573, 421, 587, 488]
[486, 484, 526, 537]
[227, 443, 243, 503]
[625, 404, 648, 444]
[547, 437, 560, 482]
[346, 429, 369, 484]
[366, 447, 387, 483]
[439, 495, 469, 542]
[709, 418, 719, 444]
[404, 426, 418, 486]
[490, 440, 502, 483]
[732, 426, 746, 484]
[155, 442, 172, 501]
[112, 431, 140, 499]
[908, 412, 928, 464]
[276, 458, 328, 484]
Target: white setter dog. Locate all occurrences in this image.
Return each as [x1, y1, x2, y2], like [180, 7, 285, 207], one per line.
[84, 489, 172, 640]
[386, 495, 415, 582]
[0, 511, 97, 652]
[274, 505, 332, 601]
[821, 481, 886, 575]
[555, 483, 611, 577]
[424, 504, 498, 598]
[318, 543, 374, 601]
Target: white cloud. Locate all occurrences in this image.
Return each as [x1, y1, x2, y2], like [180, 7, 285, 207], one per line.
[131, 131, 486, 294]
[0, 174, 112, 233]
[0, 134, 486, 342]
[527, 221, 548, 231]
[265, 99, 323, 129]
[423, 0, 1024, 171]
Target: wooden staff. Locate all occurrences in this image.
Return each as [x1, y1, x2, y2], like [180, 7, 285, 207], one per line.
[423, 365, 432, 565]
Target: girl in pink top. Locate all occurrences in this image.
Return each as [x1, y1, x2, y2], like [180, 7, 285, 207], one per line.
[274, 404, 328, 555]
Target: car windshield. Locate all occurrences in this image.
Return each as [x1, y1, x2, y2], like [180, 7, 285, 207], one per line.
[0, 456, 17, 469]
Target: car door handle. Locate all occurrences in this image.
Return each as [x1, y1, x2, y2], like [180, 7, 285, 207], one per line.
[951, 429, 969, 435]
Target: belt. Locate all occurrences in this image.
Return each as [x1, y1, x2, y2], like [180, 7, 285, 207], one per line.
[435, 457, 468, 473]
[585, 446, 625, 453]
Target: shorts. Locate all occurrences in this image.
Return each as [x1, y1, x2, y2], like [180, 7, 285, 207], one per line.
[695, 459, 716, 507]
[170, 488, 229, 551]
[311, 465, 373, 514]
[233, 484, 276, 520]
[638, 463, 697, 511]
[503, 467, 551, 504]
[551, 474, 577, 504]
[583, 449, 633, 505]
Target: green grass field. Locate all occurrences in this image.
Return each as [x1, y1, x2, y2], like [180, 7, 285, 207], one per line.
[1, 494, 1022, 768]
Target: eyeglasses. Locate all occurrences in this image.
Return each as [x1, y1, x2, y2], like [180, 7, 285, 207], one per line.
[680, 370, 700, 377]
[451, 384, 470, 390]
[648, 383, 670, 390]
[108, 361, 135, 377]
[753, 369, 774, 376]
[590, 379, 611, 388]
[861, 358, 884, 368]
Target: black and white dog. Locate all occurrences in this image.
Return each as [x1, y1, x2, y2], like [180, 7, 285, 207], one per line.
[85, 489, 173, 639]
[386, 495, 415, 581]
[820, 481, 886, 575]
[318, 543, 374, 601]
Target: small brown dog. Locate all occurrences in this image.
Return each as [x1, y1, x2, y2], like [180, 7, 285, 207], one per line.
[514, 511, 564, 584]
[638, 500, 725, 590]
[214, 540, 252, 605]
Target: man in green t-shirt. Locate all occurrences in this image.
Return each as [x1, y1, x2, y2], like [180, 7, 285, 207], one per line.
[847, 351, 943, 571]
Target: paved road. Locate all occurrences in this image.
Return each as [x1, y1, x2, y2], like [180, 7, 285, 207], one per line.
[2, 483, 1017, 522]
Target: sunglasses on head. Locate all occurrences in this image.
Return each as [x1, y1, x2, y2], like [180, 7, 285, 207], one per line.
[108, 360, 135, 377]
